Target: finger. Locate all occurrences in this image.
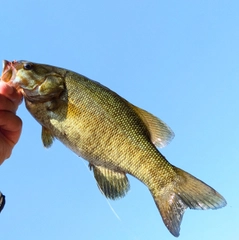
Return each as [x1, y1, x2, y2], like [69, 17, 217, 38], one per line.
[0, 111, 22, 145]
[0, 81, 14, 95]
[0, 94, 18, 113]
[0, 81, 23, 108]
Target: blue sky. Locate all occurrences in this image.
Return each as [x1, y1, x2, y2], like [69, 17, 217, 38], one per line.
[0, 1, 238, 239]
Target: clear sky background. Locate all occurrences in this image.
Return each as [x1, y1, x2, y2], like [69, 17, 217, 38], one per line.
[0, 1, 238, 239]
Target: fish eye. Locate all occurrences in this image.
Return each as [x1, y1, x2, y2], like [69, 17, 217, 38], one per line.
[23, 62, 33, 70]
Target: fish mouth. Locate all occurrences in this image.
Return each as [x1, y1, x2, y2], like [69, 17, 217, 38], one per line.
[2, 60, 11, 74]
[0, 60, 26, 92]
[1, 60, 17, 84]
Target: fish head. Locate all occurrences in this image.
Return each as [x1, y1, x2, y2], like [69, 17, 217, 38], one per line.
[1, 60, 65, 102]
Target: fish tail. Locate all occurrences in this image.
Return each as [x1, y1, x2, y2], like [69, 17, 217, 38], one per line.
[150, 166, 226, 237]
[0, 191, 5, 213]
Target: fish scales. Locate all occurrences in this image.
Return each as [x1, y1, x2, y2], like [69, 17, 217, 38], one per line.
[0, 60, 226, 237]
[42, 71, 172, 183]
[68, 73, 174, 184]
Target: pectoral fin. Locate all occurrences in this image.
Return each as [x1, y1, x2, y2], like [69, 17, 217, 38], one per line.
[41, 126, 55, 148]
[89, 165, 130, 200]
[129, 104, 174, 148]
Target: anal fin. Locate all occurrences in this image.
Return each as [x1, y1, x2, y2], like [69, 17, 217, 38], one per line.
[89, 164, 130, 200]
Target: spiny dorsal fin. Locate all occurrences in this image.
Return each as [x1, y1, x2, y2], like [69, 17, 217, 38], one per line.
[89, 164, 130, 200]
[41, 126, 55, 148]
[129, 104, 174, 148]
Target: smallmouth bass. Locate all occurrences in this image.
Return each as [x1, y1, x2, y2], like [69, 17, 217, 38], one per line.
[1, 60, 226, 237]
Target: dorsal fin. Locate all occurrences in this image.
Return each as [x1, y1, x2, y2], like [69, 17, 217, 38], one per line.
[89, 164, 130, 200]
[129, 104, 174, 148]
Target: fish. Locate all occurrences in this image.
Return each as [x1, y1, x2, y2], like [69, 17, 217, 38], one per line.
[0, 191, 5, 213]
[1, 60, 226, 237]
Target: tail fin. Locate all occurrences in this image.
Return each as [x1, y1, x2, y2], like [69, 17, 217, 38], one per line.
[151, 167, 226, 237]
[0, 191, 5, 213]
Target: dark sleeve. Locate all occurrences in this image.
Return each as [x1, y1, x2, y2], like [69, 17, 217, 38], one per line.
[0, 192, 5, 213]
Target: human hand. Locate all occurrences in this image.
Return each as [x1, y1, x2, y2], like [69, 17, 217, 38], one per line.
[0, 81, 22, 164]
